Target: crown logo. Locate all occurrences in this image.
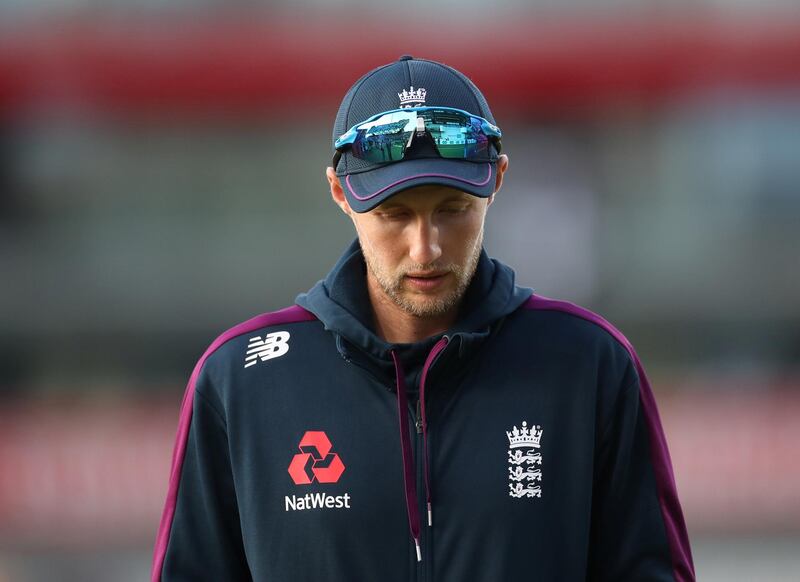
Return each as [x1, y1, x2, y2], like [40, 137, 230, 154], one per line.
[398, 86, 427, 107]
[506, 421, 543, 449]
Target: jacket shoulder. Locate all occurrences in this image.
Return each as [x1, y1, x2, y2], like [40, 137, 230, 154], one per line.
[520, 295, 635, 352]
[512, 294, 640, 385]
[517, 296, 695, 580]
[188, 305, 320, 412]
[152, 305, 319, 581]
[203, 304, 318, 362]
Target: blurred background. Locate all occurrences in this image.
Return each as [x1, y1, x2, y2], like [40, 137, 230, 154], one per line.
[1, 1, 799, 580]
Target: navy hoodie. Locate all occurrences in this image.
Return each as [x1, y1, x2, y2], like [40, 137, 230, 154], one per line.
[152, 240, 695, 581]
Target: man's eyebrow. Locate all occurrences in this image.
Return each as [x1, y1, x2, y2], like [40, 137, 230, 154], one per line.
[376, 201, 406, 210]
[440, 194, 472, 204]
[376, 193, 472, 211]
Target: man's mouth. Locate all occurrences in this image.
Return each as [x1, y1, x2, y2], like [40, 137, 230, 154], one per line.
[404, 271, 449, 290]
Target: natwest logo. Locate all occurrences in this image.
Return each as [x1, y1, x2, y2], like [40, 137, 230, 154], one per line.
[287, 430, 345, 485]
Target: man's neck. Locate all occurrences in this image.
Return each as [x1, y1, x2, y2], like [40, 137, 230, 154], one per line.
[366, 274, 458, 344]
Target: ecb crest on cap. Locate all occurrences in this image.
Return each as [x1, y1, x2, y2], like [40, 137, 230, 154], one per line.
[398, 86, 427, 108]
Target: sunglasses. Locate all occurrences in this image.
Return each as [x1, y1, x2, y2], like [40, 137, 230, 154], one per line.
[333, 106, 502, 169]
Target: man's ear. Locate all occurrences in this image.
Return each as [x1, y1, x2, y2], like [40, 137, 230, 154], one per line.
[326, 166, 352, 216]
[494, 154, 509, 194]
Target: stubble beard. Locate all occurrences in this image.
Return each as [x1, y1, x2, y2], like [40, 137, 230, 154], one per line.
[361, 227, 484, 319]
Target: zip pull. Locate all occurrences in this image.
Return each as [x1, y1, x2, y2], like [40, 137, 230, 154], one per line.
[415, 399, 423, 433]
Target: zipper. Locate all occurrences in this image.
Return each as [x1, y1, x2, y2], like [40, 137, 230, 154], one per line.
[408, 336, 450, 581]
[419, 414, 436, 582]
[415, 407, 427, 582]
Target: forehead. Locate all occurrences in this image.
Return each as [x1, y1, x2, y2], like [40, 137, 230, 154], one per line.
[374, 186, 474, 210]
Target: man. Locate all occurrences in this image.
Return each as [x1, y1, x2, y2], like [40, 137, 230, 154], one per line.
[152, 56, 695, 581]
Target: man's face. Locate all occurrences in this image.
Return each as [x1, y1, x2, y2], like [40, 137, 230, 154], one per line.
[350, 186, 490, 318]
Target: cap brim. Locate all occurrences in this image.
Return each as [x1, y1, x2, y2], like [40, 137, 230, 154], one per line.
[341, 158, 496, 213]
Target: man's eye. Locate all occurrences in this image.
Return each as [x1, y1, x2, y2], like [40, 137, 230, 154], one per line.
[380, 211, 409, 220]
[440, 206, 468, 214]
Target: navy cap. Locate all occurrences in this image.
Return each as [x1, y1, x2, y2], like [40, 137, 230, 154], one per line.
[332, 56, 499, 213]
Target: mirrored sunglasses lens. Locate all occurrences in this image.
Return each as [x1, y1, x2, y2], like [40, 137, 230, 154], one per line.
[353, 132, 410, 163]
[351, 113, 414, 163]
[421, 111, 489, 159]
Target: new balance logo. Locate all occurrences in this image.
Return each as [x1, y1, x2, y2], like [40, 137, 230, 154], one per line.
[244, 331, 290, 368]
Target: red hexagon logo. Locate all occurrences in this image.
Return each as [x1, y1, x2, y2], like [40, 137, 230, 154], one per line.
[287, 430, 345, 485]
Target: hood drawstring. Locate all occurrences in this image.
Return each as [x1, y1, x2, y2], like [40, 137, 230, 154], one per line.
[391, 350, 422, 561]
[419, 336, 449, 529]
[391, 336, 449, 563]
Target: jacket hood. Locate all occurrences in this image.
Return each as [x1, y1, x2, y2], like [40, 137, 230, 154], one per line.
[296, 238, 532, 377]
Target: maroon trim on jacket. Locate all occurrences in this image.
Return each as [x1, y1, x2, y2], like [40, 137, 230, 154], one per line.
[151, 305, 317, 582]
[523, 294, 695, 582]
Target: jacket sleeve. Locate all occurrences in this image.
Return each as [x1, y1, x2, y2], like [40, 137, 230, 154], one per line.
[587, 363, 695, 582]
[152, 365, 252, 582]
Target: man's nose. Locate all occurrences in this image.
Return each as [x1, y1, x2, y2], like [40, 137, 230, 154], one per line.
[408, 217, 442, 266]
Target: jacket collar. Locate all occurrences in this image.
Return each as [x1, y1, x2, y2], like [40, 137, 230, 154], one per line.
[296, 239, 531, 385]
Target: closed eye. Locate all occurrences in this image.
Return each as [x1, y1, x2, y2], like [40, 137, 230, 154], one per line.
[439, 205, 470, 215]
[377, 210, 410, 221]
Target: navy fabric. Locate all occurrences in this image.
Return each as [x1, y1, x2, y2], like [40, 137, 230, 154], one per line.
[157, 241, 694, 581]
[333, 56, 500, 212]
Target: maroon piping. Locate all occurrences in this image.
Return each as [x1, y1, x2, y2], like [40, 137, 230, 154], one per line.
[523, 294, 695, 581]
[391, 350, 422, 561]
[151, 305, 318, 582]
[391, 337, 449, 562]
[419, 336, 449, 528]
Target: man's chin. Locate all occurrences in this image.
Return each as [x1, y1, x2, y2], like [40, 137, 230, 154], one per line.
[393, 288, 462, 318]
